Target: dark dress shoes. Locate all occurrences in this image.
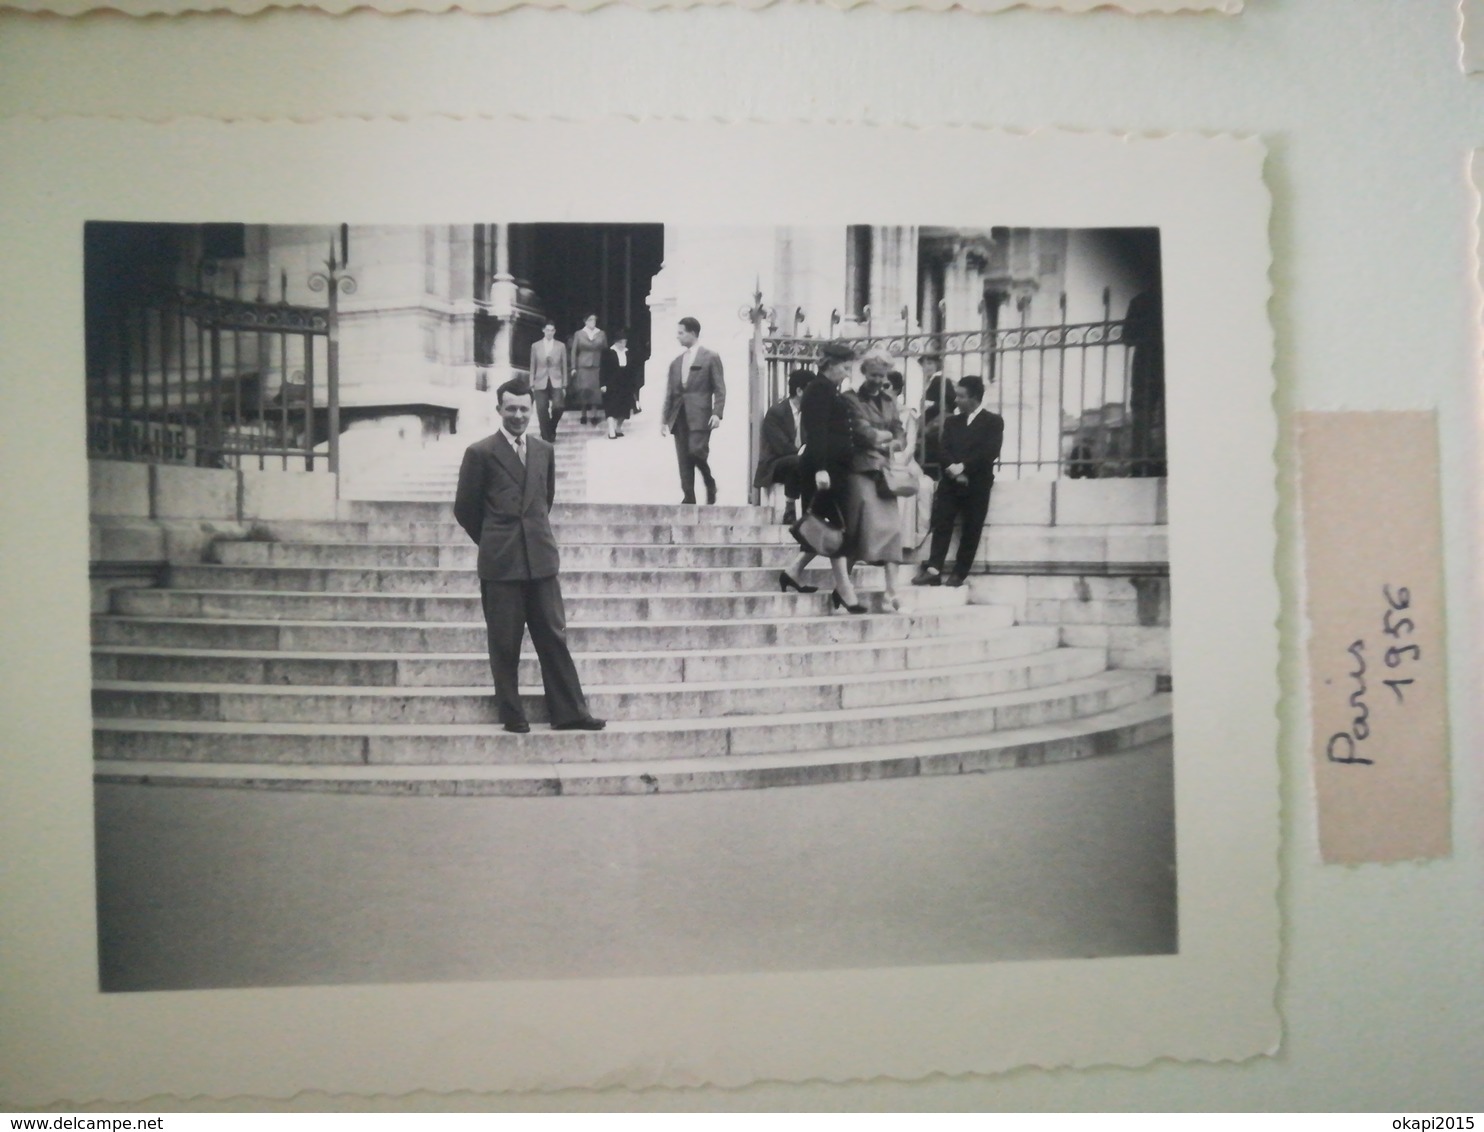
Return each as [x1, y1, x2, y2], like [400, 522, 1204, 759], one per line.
[911, 567, 942, 586]
[553, 717, 607, 731]
[779, 570, 819, 594]
[944, 575, 967, 588]
[503, 721, 531, 734]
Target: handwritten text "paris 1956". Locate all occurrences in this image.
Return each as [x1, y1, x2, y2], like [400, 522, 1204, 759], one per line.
[1327, 584, 1421, 766]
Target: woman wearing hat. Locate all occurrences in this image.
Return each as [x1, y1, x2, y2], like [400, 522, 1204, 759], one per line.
[599, 328, 636, 439]
[779, 341, 868, 613]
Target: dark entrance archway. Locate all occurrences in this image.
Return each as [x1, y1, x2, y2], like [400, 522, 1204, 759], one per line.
[510, 223, 665, 370]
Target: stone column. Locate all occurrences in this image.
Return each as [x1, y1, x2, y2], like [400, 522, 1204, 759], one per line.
[869, 225, 919, 335]
[592, 226, 779, 504]
[487, 225, 518, 382]
[767, 226, 849, 340]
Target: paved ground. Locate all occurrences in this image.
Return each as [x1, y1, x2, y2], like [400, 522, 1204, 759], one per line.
[94, 740, 1176, 992]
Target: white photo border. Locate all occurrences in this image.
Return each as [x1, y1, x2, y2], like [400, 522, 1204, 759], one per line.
[0, 0, 1241, 16]
[0, 119, 1279, 1103]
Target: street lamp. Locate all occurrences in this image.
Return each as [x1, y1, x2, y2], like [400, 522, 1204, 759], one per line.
[307, 237, 357, 475]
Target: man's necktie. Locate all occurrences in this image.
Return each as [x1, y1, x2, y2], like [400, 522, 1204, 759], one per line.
[515, 437, 526, 465]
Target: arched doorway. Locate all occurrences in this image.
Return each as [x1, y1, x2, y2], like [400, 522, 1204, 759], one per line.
[512, 223, 665, 371]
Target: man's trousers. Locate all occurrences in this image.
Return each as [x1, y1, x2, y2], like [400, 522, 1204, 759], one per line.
[534, 386, 564, 443]
[672, 406, 716, 503]
[925, 476, 994, 580]
[480, 576, 590, 727]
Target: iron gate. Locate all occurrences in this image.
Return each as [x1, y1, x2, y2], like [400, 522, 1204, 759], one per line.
[746, 289, 1164, 490]
[86, 282, 343, 473]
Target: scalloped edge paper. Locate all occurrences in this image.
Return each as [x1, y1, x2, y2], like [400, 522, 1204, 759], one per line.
[0, 118, 1277, 1105]
[0, 0, 1241, 17]
[1462, 0, 1484, 72]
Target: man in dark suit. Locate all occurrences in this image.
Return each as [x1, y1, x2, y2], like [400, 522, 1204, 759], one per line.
[527, 321, 567, 443]
[752, 368, 811, 523]
[454, 378, 604, 734]
[660, 316, 726, 504]
[912, 375, 1005, 588]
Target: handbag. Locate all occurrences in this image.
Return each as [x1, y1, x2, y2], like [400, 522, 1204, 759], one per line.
[879, 462, 919, 498]
[791, 496, 846, 558]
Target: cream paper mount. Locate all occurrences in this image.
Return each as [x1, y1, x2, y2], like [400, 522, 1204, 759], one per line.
[0, 119, 1277, 1104]
[1464, 0, 1484, 72]
[0, 0, 1240, 14]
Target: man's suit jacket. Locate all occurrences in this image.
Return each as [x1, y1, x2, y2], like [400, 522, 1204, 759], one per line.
[453, 431, 561, 581]
[528, 339, 567, 391]
[752, 396, 799, 488]
[940, 408, 1005, 489]
[662, 346, 726, 430]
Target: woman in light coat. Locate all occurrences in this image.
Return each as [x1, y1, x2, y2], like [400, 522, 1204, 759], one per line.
[843, 354, 906, 610]
[569, 313, 607, 425]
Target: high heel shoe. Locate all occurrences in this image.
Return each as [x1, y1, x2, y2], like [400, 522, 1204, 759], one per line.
[779, 571, 819, 594]
[884, 593, 902, 612]
[831, 590, 868, 614]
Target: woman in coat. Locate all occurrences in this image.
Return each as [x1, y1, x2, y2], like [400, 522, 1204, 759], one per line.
[568, 313, 607, 424]
[843, 354, 906, 610]
[779, 341, 868, 614]
[889, 369, 932, 559]
[599, 329, 635, 439]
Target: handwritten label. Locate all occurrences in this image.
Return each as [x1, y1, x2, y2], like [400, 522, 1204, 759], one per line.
[1323, 586, 1423, 767]
[1298, 412, 1450, 864]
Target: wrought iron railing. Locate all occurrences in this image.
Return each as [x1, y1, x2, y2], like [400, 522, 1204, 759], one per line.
[744, 288, 1165, 489]
[86, 251, 353, 472]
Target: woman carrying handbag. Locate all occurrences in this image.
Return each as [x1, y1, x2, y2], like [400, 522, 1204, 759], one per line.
[842, 353, 908, 611]
[779, 341, 868, 614]
[889, 369, 932, 559]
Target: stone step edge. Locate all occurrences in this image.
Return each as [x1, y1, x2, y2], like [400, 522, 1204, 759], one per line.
[215, 540, 802, 553]
[91, 606, 1002, 635]
[245, 524, 792, 538]
[331, 512, 774, 526]
[92, 646, 1102, 700]
[123, 587, 900, 601]
[93, 669, 1153, 740]
[238, 521, 1161, 534]
[339, 500, 769, 510]
[94, 696, 1173, 796]
[89, 624, 1046, 667]
[187, 564, 834, 578]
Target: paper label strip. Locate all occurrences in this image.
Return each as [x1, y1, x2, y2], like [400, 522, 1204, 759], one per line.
[1298, 410, 1451, 864]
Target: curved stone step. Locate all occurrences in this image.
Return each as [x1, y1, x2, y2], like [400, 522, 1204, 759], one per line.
[214, 541, 802, 570]
[92, 623, 1059, 687]
[93, 647, 1108, 724]
[339, 501, 770, 525]
[96, 696, 1173, 796]
[111, 588, 944, 624]
[90, 603, 1011, 654]
[93, 669, 1157, 764]
[168, 563, 882, 596]
[249, 520, 791, 546]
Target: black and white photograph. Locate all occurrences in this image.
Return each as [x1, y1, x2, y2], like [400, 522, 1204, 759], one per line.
[86, 219, 1177, 993]
[3, 119, 1280, 1096]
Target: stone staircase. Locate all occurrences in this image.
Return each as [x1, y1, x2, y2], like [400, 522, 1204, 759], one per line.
[91, 498, 1171, 796]
[341, 419, 602, 503]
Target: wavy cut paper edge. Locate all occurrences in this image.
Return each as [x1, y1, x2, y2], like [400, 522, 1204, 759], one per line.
[0, 0, 1242, 17]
